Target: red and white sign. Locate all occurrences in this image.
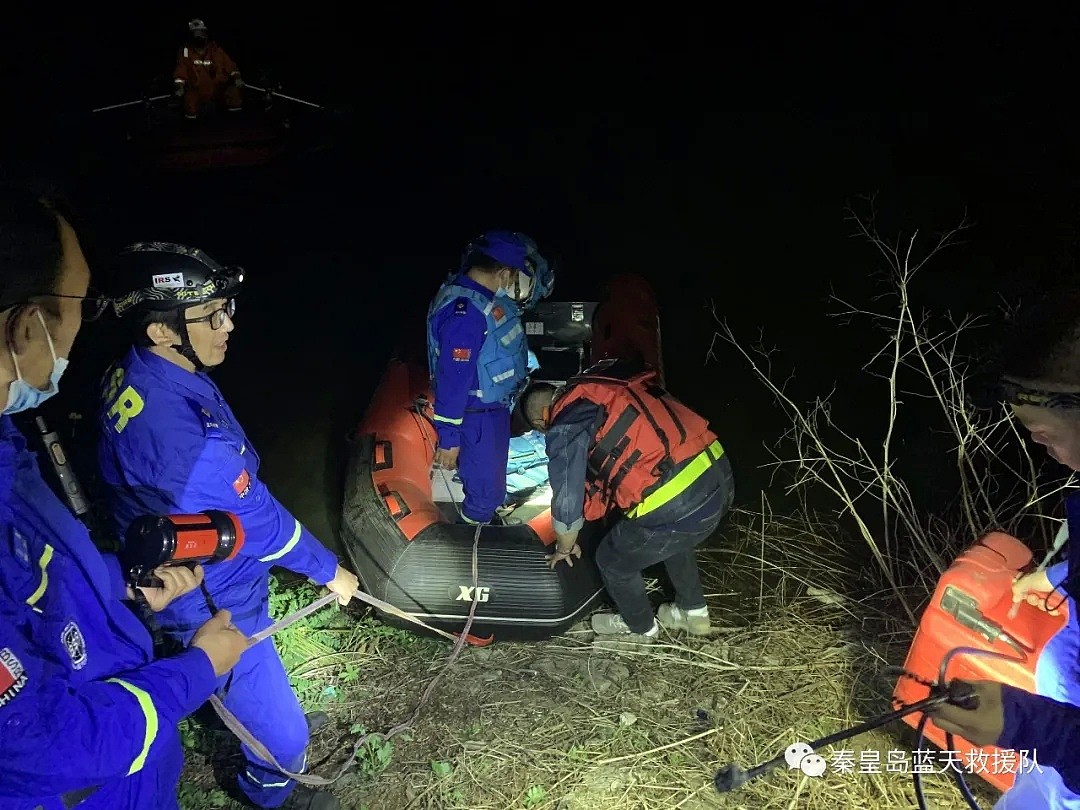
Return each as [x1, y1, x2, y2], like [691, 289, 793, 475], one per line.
[232, 469, 252, 498]
[0, 648, 28, 707]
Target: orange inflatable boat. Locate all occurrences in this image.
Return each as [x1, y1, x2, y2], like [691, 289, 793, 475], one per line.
[339, 274, 663, 641]
[135, 104, 289, 172]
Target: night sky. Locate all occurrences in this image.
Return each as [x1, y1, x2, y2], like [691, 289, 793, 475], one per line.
[5, 4, 1079, 543]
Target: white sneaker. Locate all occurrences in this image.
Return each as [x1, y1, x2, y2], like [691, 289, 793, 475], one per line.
[657, 603, 713, 636]
[591, 612, 658, 642]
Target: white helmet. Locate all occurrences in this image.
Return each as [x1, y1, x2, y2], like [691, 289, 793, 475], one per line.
[188, 19, 208, 34]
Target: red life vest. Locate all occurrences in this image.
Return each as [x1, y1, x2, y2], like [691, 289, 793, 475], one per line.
[550, 359, 718, 520]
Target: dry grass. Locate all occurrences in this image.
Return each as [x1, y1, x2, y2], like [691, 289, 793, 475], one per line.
[340, 510, 996, 809]
[178, 506, 1000, 810]
[711, 200, 1074, 630]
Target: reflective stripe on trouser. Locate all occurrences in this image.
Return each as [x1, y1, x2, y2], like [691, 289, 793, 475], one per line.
[995, 600, 1080, 810]
[457, 407, 511, 523]
[627, 441, 725, 519]
[224, 631, 311, 808]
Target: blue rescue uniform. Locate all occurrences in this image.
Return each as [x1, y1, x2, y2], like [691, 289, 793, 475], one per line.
[993, 490, 1080, 809]
[0, 416, 218, 810]
[427, 276, 528, 523]
[998, 686, 1080, 803]
[96, 347, 340, 809]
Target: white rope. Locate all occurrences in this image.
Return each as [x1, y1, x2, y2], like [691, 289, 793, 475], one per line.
[209, 414, 484, 787]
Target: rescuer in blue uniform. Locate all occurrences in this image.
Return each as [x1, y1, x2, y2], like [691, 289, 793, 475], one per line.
[97, 242, 357, 810]
[426, 231, 552, 524]
[931, 289, 1080, 809]
[0, 186, 248, 809]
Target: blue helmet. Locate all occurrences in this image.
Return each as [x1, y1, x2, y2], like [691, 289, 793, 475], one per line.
[462, 230, 554, 310]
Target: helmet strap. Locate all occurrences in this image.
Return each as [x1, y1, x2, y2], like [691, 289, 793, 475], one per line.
[172, 318, 205, 372]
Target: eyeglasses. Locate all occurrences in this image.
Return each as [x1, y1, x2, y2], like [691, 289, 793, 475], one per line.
[79, 289, 111, 322]
[14, 289, 112, 322]
[185, 298, 236, 330]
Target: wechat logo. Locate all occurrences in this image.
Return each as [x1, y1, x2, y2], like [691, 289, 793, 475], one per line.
[785, 742, 827, 778]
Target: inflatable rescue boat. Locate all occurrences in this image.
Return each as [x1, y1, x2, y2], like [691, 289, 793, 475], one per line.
[135, 105, 289, 172]
[340, 274, 663, 641]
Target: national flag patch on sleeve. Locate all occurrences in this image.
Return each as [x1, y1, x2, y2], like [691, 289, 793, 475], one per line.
[0, 648, 28, 707]
[232, 469, 252, 498]
[451, 348, 472, 362]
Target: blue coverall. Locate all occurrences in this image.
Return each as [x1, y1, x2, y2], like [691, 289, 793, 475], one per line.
[546, 399, 734, 633]
[429, 276, 525, 523]
[0, 415, 218, 810]
[997, 687, 1080, 805]
[96, 347, 340, 809]
[994, 490, 1080, 809]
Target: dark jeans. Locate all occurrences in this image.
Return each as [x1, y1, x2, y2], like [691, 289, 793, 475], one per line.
[595, 492, 730, 634]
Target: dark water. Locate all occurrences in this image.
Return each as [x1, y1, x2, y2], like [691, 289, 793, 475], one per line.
[10, 9, 1080, 556]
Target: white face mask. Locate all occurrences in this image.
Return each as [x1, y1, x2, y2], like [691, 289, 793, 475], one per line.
[497, 271, 534, 304]
[4, 310, 69, 415]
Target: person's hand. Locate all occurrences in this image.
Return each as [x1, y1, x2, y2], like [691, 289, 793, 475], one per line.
[928, 680, 1006, 746]
[232, 74, 244, 88]
[190, 610, 248, 676]
[547, 529, 581, 568]
[127, 564, 205, 612]
[1008, 569, 1057, 618]
[1013, 569, 1053, 601]
[547, 543, 582, 569]
[326, 565, 359, 606]
[434, 447, 460, 470]
[548, 533, 583, 570]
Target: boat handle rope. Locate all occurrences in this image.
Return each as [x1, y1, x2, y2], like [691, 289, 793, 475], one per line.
[209, 422, 484, 787]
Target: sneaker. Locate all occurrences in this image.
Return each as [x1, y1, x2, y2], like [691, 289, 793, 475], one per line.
[591, 612, 658, 643]
[280, 785, 340, 810]
[657, 603, 713, 636]
[305, 711, 329, 736]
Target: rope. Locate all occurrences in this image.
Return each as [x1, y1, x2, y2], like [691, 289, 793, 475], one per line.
[207, 410, 484, 787]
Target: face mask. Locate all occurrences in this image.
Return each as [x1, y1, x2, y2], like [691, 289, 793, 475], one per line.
[491, 270, 509, 298]
[4, 311, 68, 415]
[497, 271, 533, 303]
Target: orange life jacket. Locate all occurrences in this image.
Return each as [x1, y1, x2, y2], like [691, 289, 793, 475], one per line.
[549, 359, 718, 520]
